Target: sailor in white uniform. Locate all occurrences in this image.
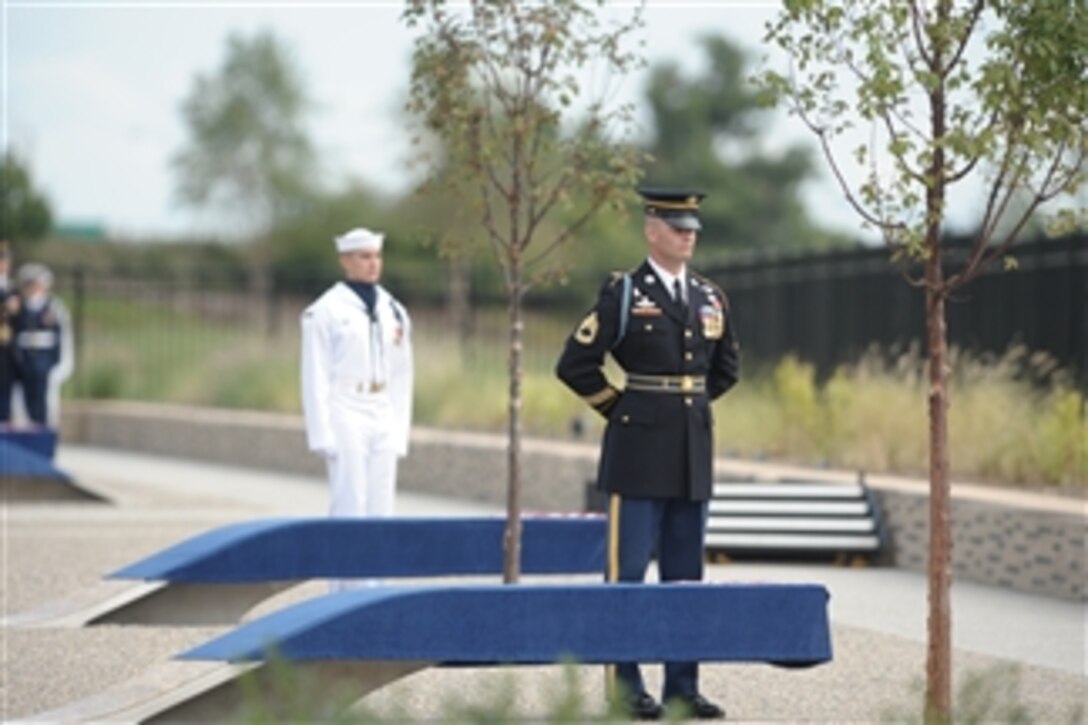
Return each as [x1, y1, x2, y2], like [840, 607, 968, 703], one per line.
[300, 228, 413, 587]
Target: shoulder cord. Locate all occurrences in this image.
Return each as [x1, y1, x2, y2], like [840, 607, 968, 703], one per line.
[611, 273, 632, 350]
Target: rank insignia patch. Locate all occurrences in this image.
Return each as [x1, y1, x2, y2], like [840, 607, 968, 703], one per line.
[575, 311, 599, 345]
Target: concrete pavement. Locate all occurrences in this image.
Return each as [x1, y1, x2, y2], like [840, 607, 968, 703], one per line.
[2, 445, 1084, 722]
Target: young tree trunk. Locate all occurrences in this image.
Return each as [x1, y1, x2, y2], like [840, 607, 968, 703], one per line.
[924, 250, 952, 723]
[924, 26, 953, 715]
[503, 263, 524, 584]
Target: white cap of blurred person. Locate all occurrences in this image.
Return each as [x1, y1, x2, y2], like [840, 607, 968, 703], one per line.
[335, 227, 384, 254]
[17, 263, 54, 305]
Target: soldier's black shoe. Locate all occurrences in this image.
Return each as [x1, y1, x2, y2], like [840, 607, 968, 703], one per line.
[624, 692, 663, 720]
[666, 693, 726, 720]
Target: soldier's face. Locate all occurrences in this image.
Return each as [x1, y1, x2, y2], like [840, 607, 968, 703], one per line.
[339, 248, 383, 283]
[646, 218, 697, 270]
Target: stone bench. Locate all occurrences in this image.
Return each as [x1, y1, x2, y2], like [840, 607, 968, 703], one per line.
[26, 582, 832, 723]
[707, 478, 886, 563]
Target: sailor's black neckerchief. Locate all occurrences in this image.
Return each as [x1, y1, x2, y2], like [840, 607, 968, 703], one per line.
[345, 281, 386, 392]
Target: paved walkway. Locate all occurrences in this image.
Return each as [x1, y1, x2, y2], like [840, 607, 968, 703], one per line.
[2, 445, 1084, 722]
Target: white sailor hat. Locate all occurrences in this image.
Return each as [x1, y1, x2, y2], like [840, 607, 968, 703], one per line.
[17, 262, 53, 287]
[335, 228, 384, 253]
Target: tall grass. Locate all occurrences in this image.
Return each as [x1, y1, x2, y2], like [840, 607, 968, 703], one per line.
[71, 296, 1085, 489]
[713, 347, 1085, 488]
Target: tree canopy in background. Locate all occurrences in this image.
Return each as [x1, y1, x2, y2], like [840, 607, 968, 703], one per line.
[0, 152, 53, 246]
[388, 32, 849, 308]
[157, 27, 855, 302]
[172, 31, 319, 237]
[641, 35, 845, 258]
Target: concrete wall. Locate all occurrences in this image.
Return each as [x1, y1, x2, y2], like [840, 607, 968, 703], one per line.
[60, 401, 1085, 601]
[875, 488, 1085, 601]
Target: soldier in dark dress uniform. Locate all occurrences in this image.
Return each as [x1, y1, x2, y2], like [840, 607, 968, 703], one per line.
[0, 242, 20, 424]
[556, 188, 739, 721]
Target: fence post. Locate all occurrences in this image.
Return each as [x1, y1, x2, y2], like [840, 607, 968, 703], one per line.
[72, 265, 85, 397]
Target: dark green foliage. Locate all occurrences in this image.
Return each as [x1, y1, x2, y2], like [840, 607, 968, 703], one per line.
[641, 36, 847, 258]
[0, 151, 53, 245]
[172, 30, 319, 235]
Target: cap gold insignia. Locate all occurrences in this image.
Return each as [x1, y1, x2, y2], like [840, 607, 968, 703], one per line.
[575, 311, 599, 345]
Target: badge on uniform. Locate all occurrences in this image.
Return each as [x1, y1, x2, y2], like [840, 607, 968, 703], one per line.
[631, 295, 661, 317]
[700, 302, 724, 339]
[575, 311, 599, 345]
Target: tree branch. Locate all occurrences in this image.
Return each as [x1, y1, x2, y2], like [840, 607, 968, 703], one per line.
[878, 106, 928, 186]
[525, 194, 608, 272]
[950, 138, 1076, 290]
[909, 0, 934, 70]
[944, 0, 986, 73]
[788, 85, 905, 234]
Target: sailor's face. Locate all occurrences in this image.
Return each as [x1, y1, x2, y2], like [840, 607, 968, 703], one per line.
[339, 248, 383, 283]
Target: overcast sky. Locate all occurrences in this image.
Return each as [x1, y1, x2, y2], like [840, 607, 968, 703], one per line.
[4, 0, 973, 243]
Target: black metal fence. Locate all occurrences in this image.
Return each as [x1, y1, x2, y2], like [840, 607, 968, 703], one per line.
[704, 234, 1086, 383]
[44, 232, 1086, 401]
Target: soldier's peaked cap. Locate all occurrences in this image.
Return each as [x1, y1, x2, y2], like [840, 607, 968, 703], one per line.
[638, 187, 706, 231]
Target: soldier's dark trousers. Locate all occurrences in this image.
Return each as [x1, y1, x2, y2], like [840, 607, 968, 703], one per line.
[609, 495, 708, 701]
[20, 367, 49, 424]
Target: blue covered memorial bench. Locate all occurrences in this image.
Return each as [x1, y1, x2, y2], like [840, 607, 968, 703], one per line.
[27, 582, 832, 723]
[6, 515, 607, 627]
[0, 433, 104, 502]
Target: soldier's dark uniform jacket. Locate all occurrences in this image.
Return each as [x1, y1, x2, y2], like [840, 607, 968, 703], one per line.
[0, 272, 17, 423]
[556, 259, 739, 501]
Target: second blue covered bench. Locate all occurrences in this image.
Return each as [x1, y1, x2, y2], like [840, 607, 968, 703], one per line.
[25, 581, 832, 722]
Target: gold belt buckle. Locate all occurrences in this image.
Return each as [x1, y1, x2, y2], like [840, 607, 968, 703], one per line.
[680, 375, 694, 392]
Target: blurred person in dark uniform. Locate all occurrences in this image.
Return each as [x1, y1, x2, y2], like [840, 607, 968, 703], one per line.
[300, 227, 414, 590]
[0, 241, 20, 424]
[556, 188, 739, 721]
[12, 262, 73, 427]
